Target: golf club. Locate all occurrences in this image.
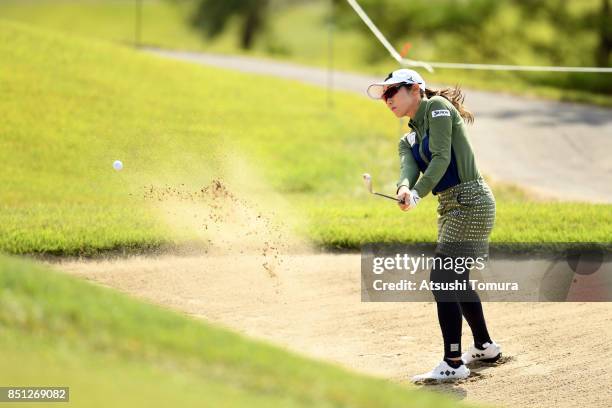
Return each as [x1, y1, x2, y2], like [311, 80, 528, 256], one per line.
[362, 173, 405, 204]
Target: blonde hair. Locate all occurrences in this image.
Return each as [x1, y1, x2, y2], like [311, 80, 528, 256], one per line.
[421, 85, 474, 124]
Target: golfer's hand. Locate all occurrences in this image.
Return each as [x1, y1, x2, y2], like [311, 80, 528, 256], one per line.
[397, 186, 411, 211]
[397, 186, 420, 211]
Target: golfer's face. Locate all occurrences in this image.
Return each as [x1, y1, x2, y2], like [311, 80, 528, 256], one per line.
[384, 84, 416, 118]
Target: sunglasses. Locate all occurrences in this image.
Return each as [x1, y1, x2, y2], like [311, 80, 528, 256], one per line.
[382, 83, 413, 101]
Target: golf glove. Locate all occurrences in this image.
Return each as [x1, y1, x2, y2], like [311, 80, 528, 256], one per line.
[405, 190, 421, 210]
[397, 187, 420, 210]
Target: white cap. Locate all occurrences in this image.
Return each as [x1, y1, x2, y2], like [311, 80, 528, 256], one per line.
[367, 69, 426, 99]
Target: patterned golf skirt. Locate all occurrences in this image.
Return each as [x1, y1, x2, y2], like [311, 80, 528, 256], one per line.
[435, 178, 496, 259]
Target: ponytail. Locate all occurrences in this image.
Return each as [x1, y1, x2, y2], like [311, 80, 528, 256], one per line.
[422, 85, 474, 124]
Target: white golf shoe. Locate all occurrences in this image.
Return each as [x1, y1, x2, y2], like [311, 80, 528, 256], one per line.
[411, 360, 470, 382]
[462, 341, 502, 365]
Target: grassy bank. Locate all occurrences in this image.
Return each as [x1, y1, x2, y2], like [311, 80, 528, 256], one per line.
[1, 20, 610, 255]
[301, 197, 612, 249]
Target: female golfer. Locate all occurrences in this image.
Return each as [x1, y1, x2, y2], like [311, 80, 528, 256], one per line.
[367, 69, 501, 381]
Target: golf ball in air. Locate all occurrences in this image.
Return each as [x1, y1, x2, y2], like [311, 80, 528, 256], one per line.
[113, 160, 123, 171]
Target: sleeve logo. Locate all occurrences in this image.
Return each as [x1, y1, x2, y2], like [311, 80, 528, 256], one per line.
[431, 109, 451, 118]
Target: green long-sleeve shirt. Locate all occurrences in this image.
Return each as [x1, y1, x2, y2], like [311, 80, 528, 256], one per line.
[397, 95, 480, 197]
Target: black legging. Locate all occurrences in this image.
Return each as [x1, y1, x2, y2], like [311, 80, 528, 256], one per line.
[430, 254, 492, 359]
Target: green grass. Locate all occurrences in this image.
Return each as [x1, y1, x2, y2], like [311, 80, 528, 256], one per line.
[0, 20, 610, 255]
[0, 0, 610, 106]
[0, 0, 205, 50]
[301, 197, 612, 249]
[0, 255, 469, 407]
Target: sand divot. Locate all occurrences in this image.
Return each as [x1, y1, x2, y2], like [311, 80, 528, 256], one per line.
[142, 178, 295, 278]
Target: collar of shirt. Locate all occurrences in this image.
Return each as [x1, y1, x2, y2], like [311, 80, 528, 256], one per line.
[409, 97, 429, 129]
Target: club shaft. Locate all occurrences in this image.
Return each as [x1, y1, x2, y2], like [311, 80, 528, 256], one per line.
[374, 192, 401, 202]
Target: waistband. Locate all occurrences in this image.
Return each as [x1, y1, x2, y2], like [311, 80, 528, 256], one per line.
[436, 177, 487, 200]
